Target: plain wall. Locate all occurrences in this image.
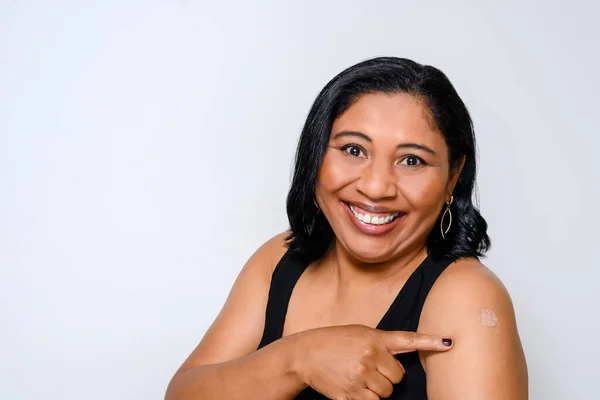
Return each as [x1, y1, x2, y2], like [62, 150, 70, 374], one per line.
[1, 1, 598, 399]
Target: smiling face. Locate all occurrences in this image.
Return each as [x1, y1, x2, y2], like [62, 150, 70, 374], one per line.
[315, 92, 462, 263]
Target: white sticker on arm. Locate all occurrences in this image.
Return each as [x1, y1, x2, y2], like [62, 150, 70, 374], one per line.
[478, 308, 498, 327]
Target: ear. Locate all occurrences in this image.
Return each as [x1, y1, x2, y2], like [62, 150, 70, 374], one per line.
[447, 155, 466, 196]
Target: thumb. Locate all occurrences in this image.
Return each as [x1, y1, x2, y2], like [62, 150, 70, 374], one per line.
[380, 330, 453, 354]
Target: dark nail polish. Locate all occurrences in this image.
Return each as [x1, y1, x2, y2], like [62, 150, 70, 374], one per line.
[442, 338, 452, 347]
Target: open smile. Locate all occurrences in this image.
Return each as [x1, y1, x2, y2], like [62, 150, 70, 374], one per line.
[342, 201, 406, 235]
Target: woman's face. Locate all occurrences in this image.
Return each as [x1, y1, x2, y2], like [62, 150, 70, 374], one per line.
[315, 92, 461, 263]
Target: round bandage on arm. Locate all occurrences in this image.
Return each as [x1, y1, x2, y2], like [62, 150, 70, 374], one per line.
[478, 308, 498, 327]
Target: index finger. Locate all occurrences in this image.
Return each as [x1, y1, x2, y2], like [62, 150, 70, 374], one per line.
[381, 330, 453, 354]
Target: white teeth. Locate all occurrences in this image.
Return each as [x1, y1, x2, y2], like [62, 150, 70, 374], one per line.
[348, 204, 400, 226]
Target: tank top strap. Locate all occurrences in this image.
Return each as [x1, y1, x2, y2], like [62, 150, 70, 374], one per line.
[377, 255, 455, 332]
[257, 248, 309, 349]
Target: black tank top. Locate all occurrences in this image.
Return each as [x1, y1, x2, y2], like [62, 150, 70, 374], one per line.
[257, 249, 455, 399]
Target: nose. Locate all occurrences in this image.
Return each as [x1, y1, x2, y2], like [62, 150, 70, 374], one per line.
[355, 160, 397, 201]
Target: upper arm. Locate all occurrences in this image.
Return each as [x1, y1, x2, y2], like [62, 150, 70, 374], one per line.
[418, 259, 528, 399]
[176, 232, 289, 373]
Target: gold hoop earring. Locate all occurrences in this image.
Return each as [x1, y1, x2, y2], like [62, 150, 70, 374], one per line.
[440, 195, 454, 240]
[313, 195, 320, 213]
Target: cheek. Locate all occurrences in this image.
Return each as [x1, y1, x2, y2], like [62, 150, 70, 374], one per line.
[398, 171, 447, 211]
[317, 151, 361, 192]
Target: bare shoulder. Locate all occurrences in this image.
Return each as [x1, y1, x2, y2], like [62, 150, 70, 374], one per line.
[234, 230, 290, 282]
[258, 231, 291, 273]
[175, 231, 290, 372]
[418, 257, 528, 399]
[419, 257, 517, 340]
[424, 257, 513, 319]
[220, 229, 291, 310]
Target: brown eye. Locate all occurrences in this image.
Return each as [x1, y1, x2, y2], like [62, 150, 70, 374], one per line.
[400, 155, 426, 167]
[342, 145, 365, 158]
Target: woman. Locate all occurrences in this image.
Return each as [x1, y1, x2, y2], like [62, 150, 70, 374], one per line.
[166, 57, 528, 399]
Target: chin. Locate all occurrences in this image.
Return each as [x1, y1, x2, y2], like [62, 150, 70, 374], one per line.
[340, 237, 400, 264]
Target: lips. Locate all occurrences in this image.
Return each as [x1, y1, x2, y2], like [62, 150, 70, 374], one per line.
[348, 203, 401, 225]
[342, 201, 406, 236]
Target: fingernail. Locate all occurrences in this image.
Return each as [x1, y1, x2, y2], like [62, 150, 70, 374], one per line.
[442, 338, 452, 347]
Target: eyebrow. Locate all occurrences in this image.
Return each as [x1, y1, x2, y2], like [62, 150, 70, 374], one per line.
[332, 130, 436, 155]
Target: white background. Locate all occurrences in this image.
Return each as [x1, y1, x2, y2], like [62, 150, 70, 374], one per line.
[1, 1, 598, 399]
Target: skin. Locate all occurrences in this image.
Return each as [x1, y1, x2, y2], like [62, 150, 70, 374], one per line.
[166, 93, 528, 400]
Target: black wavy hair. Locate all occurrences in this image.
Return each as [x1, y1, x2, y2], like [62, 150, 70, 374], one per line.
[286, 57, 490, 262]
